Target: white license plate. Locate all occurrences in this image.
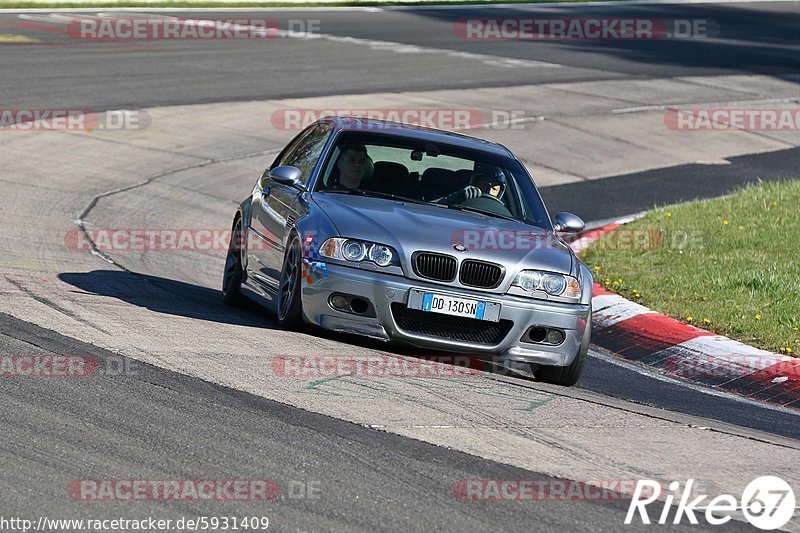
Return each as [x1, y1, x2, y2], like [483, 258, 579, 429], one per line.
[414, 291, 500, 322]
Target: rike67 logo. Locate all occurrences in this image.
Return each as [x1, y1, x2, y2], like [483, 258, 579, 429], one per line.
[626, 476, 795, 529]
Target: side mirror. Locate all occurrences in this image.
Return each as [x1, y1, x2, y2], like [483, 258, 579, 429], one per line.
[269, 166, 304, 188]
[553, 211, 585, 233]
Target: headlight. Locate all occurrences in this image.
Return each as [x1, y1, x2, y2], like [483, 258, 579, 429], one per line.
[319, 238, 397, 267]
[543, 273, 566, 295]
[368, 244, 394, 267]
[512, 270, 581, 299]
[515, 270, 541, 292]
[342, 240, 368, 262]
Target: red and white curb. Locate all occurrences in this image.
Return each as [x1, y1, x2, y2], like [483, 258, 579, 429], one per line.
[570, 219, 800, 409]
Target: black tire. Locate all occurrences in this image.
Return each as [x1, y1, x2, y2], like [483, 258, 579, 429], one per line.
[276, 233, 304, 329]
[222, 217, 245, 305]
[535, 307, 592, 387]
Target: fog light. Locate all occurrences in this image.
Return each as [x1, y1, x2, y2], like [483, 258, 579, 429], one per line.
[349, 298, 369, 314]
[526, 327, 547, 343]
[546, 329, 565, 345]
[330, 295, 349, 310]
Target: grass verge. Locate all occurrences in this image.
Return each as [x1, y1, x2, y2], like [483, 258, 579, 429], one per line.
[581, 179, 800, 356]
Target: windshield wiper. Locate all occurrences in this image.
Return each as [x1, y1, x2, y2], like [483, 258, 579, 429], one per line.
[446, 203, 518, 222]
[326, 189, 434, 206]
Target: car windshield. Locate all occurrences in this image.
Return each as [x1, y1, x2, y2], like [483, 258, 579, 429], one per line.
[314, 131, 551, 228]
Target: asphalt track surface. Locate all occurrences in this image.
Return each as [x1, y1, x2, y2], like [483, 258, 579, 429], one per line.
[1, 2, 800, 531]
[1, 311, 757, 532]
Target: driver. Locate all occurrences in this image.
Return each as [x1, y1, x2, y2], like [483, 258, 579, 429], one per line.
[472, 171, 506, 199]
[437, 169, 506, 204]
[331, 143, 372, 190]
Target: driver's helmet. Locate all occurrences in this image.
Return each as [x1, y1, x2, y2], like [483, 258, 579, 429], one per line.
[471, 165, 507, 199]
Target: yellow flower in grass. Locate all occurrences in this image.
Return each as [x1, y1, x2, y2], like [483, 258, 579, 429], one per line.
[723, 220, 729, 225]
[686, 316, 693, 323]
[593, 266, 600, 271]
[703, 318, 712, 325]
[666, 212, 672, 218]
[755, 314, 762, 321]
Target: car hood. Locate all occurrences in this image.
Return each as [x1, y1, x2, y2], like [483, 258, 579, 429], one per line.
[311, 193, 574, 276]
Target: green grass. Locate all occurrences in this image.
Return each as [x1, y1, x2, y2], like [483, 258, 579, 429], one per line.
[0, 0, 626, 8]
[582, 179, 800, 356]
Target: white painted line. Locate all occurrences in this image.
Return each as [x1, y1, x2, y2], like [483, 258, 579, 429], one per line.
[579, 212, 647, 232]
[18, 12, 562, 68]
[96, 11, 177, 18]
[196, 16, 562, 68]
[288, 31, 562, 68]
[613, 97, 800, 114]
[18, 12, 102, 21]
[613, 214, 641, 225]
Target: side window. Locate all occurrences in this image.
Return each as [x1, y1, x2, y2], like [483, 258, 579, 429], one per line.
[272, 123, 332, 184]
[271, 126, 312, 169]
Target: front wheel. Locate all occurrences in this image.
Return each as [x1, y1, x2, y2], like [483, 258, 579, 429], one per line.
[222, 217, 245, 305]
[534, 309, 591, 386]
[276, 233, 304, 329]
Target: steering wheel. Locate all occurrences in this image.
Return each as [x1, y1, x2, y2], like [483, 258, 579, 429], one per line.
[462, 195, 513, 217]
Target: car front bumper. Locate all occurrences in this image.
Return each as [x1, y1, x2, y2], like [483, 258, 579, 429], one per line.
[301, 263, 590, 367]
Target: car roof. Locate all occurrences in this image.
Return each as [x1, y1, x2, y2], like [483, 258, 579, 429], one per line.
[319, 116, 515, 158]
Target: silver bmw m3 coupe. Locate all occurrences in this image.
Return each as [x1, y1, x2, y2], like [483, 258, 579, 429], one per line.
[223, 117, 593, 385]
